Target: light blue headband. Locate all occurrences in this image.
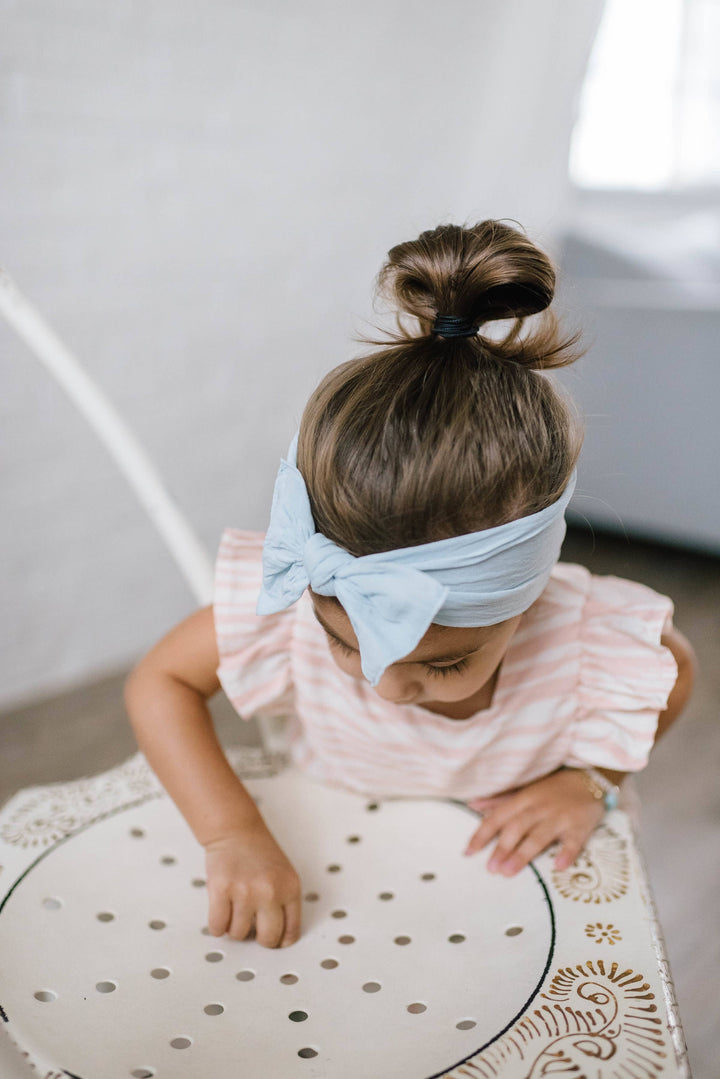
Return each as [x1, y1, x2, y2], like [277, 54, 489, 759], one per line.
[257, 436, 576, 686]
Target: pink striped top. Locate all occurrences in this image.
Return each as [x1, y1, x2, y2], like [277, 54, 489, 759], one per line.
[213, 530, 678, 800]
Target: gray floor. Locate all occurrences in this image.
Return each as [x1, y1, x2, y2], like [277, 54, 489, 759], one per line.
[1, 527, 718, 1077]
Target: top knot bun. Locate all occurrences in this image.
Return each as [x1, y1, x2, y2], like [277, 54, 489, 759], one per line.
[376, 220, 576, 370]
[297, 218, 583, 554]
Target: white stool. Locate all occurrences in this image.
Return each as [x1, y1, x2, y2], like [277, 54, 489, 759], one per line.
[0, 747, 689, 1078]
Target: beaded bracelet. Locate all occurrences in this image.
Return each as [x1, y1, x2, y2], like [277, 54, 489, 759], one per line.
[574, 766, 620, 811]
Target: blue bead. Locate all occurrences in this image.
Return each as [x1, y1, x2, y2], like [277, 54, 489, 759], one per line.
[604, 790, 619, 811]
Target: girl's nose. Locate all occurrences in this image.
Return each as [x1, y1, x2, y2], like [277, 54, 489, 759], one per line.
[374, 665, 421, 704]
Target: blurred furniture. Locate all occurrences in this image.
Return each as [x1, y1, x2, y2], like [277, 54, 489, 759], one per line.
[560, 194, 720, 555]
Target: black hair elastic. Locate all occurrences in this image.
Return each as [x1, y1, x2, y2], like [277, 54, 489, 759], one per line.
[431, 314, 477, 338]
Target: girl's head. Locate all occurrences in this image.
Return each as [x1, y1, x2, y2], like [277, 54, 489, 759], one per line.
[297, 219, 583, 556]
[259, 220, 583, 701]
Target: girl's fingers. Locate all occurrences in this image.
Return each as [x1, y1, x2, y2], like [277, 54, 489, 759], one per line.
[554, 833, 587, 872]
[227, 900, 255, 942]
[465, 801, 530, 855]
[492, 823, 559, 876]
[255, 902, 286, 949]
[467, 794, 508, 813]
[465, 817, 502, 855]
[207, 890, 232, 936]
[281, 898, 302, 948]
[486, 812, 537, 871]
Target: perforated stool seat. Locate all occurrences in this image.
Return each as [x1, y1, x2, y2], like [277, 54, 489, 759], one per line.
[0, 749, 689, 1078]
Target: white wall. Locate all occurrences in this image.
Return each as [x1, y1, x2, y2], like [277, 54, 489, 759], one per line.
[0, 0, 603, 709]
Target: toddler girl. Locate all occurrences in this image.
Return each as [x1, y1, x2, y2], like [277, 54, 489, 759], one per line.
[125, 220, 694, 951]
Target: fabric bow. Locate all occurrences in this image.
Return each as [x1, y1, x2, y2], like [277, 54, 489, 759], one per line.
[257, 436, 576, 686]
[256, 449, 448, 685]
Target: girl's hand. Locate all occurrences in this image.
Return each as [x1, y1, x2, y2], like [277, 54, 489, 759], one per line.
[465, 769, 605, 875]
[204, 823, 302, 948]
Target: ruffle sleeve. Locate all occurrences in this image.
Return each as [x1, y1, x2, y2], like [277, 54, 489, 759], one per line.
[565, 573, 678, 773]
[213, 529, 295, 719]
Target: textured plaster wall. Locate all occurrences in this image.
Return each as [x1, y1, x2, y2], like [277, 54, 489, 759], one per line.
[0, 0, 602, 708]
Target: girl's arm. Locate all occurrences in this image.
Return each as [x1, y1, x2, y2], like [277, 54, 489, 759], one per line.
[466, 625, 696, 875]
[124, 606, 301, 948]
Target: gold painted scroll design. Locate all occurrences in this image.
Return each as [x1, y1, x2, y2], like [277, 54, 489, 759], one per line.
[0, 747, 284, 848]
[450, 959, 667, 1078]
[551, 823, 630, 904]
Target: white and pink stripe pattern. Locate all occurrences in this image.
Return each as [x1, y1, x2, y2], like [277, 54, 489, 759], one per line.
[213, 531, 678, 801]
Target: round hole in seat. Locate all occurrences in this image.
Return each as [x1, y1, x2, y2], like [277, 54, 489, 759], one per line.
[289, 1010, 308, 1022]
[298, 1047, 318, 1059]
[170, 1037, 192, 1049]
[456, 1019, 476, 1030]
[407, 1002, 427, 1014]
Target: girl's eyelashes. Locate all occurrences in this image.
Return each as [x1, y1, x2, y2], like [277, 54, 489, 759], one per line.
[424, 657, 470, 678]
[327, 631, 471, 678]
[327, 634, 357, 659]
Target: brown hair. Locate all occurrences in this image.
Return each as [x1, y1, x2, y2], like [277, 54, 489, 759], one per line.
[296, 220, 583, 557]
